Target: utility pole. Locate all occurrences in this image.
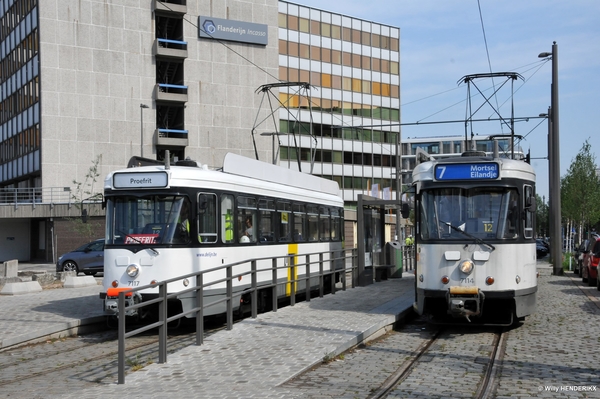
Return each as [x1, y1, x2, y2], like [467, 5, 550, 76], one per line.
[539, 42, 561, 275]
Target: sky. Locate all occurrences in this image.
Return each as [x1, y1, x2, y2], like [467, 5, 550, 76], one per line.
[290, 0, 600, 201]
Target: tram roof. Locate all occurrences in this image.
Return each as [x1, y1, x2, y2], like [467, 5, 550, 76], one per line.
[105, 153, 342, 199]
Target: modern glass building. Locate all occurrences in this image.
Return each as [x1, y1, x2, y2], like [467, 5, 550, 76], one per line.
[277, 1, 401, 204]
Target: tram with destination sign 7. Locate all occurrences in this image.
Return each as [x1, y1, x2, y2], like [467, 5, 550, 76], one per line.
[100, 153, 344, 321]
[411, 150, 537, 325]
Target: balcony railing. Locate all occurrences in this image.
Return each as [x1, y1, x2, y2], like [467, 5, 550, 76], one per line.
[155, 83, 188, 103]
[156, 128, 189, 146]
[154, 38, 188, 59]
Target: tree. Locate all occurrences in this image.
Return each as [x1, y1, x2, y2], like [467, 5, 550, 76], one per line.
[68, 155, 103, 242]
[535, 193, 549, 238]
[560, 140, 600, 242]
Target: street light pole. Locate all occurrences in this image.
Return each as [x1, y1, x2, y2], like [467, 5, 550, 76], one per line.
[539, 42, 562, 275]
[140, 103, 149, 158]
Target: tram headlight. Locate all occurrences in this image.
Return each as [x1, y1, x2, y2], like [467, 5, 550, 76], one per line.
[459, 260, 474, 275]
[126, 264, 140, 278]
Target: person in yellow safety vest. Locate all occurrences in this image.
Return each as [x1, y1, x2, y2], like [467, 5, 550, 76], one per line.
[405, 235, 414, 246]
[225, 210, 233, 243]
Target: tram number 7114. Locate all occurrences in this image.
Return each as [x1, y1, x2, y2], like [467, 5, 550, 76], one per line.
[460, 278, 474, 284]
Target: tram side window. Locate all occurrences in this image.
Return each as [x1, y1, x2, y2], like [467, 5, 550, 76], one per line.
[197, 193, 217, 243]
[331, 208, 341, 241]
[259, 199, 276, 243]
[501, 190, 519, 239]
[237, 196, 257, 243]
[278, 201, 292, 242]
[319, 206, 331, 241]
[293, 203, 306, 242]
[221, 194, 235, 243]
[307, 205, 319, 242]
[523, 185, 534, 239]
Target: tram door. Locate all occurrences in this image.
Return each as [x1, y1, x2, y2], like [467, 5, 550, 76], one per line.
[357, 195, 387, 286]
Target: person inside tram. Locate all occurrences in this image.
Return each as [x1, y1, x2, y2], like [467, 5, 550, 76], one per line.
[175, 201, 191, 242]
[241, 216, 254, 242]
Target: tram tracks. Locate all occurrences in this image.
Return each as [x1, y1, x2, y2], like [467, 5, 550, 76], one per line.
[0, 321, 227, 396]
[368, 325, 507, 399]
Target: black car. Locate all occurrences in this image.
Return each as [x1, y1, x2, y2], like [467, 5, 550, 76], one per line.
[536, 238, 549, 258]
[56, 239, 104, 275]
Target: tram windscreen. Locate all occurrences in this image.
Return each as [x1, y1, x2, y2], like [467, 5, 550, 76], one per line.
[105, 195, 191, 245]
[419, 188, 519, 241]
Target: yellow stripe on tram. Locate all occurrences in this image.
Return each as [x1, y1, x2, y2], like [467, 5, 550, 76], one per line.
[286, 243, 298, 296]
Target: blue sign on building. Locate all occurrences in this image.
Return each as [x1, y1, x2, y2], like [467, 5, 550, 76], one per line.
[434, 163, 500, 181]
[198, 16, 268, 46]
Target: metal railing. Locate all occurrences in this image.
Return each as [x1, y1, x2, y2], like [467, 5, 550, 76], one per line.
[115, 248, 359, 384]
[0, 187, 72, 206]
[402, 244, 416, 272]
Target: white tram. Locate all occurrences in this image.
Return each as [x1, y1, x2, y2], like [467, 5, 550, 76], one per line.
[412, 151, 537, 325]
[101, 153, 344, 319]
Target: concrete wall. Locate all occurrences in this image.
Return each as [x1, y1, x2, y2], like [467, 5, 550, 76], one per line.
[0, 220, 29, 262]
[38, 0, 279, 194]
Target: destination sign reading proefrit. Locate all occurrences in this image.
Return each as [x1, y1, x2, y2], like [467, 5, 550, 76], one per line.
[434, 162, 500, 181]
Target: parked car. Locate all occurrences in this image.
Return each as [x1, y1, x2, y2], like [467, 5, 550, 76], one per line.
[573, 239, 589, 276]
[56, 239, 104, 276]
[581, 235, 600, 287]
[536, 238, 549, 258]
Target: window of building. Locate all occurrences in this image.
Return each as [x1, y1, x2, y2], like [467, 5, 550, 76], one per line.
[288, 41, 299, 57]
[372, 82, 381, 96]
[279, 39, 287, 55]
[321, 47, 331, 63]
[299, 18, 309, 33]
[310, 46, 320, 61]
[331, 25, 341, 39]
[332, 75, 342, 89]
[362, 31, 371, 46]
[331, 49, 342, 64]
[288, 15, 299, 31]
[321, 73, 332, 88]
[352, 53, 361, 68]
[342, 27, 351, 42]
[342, 52, 352, 67]
[321, 22, 331, 37]
[311, 20, 320, 35]
[299, 43, 309, 59]
[310, 71, 321, 86]
[278, 13, 287, 28]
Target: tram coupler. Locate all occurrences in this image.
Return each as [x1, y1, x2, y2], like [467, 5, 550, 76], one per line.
[104, 288, 142, 317]
[446, 286, 484, 322]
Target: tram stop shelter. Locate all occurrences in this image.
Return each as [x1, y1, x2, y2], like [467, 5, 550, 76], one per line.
[356, 194, 409, 286]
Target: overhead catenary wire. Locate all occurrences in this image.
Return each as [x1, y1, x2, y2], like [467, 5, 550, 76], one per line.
[157, 1, 550, 157]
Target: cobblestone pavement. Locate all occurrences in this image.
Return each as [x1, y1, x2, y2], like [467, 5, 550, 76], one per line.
[278, 262, 600, 398]
[52, 274, 415, 399]
[5, 261, 599, 398]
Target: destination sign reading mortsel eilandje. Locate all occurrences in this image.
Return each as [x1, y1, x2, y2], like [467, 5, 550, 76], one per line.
[434, 162, 499, 181]
[113, 172, 168, 189]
